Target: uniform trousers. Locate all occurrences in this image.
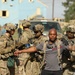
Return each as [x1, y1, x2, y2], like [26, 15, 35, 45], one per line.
[41, 70, 63, 75]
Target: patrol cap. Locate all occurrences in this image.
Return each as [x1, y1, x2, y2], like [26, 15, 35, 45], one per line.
[5, 23, 16, 31]
[33, 24, 44, 33]
[22, 20, 31, 28]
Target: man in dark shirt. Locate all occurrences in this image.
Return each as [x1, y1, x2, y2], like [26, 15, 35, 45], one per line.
[14, 28, 75, 75]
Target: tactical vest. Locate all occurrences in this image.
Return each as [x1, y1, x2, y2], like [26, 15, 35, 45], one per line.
[30, 35, 48, 62]
[0, 34, 15, 59]
[66, 38, 75, 61]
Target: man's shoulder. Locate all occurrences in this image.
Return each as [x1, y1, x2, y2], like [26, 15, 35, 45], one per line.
[56, 39, 62, 44]
[23, 29, 33, 36]
[0, 34, 7, 40]
[40, 35, 49, 41]
[0, 35, 7, 48]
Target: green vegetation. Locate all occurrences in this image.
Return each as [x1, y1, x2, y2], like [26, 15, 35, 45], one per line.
[62, 0, 75, 22]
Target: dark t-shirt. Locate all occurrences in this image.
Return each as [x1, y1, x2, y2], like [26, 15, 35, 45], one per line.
[36, 40, 68, 71]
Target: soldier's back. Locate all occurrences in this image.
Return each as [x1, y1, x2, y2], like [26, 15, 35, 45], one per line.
[0, 34, 15, 75]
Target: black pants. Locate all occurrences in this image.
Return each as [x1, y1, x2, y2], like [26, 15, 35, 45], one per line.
[41, 70, 63, 75]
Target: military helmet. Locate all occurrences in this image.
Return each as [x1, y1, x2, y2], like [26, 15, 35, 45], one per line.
[5, 23, 16, 31]
[22, 20, 31, 28]
[71, 28, 75, 32]
[66, 26, 75, 32]
[33, 24, 44, 33]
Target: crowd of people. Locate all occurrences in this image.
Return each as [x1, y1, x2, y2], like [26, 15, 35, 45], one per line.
[0, 20, 75, 75]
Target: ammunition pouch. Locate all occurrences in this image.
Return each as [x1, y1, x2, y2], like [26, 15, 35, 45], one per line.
[1, 52, 14, 59]
[7, 56, 15, 67]
[70, 51, 75, 56]
[30, 51, 44, 62]
[70, 56, 75, 61]
[0, 52, 15, 67]
[70, 51, 75, 61]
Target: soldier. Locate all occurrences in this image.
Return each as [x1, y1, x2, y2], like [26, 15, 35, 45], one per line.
[0, 23, 16, 75]
[63, 27, 75, 75]
[16, 20, 34, 75]
[32, 24, 48, 45]
[14, 28, 75, 75]
[26, 24, 48, 75]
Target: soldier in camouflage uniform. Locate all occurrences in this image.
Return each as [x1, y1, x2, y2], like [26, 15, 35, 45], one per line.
[17, 20, 34, 75]
[26, 24, 48, 75]
[0, 23, 16, 75]
[32, 24, 48, 45]
[14, 28, 75, 75]
[63, 27, 75, 75]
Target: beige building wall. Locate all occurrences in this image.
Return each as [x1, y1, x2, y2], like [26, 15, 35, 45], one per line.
[0, 10, 9, 18]
[2, 0, 7, 3]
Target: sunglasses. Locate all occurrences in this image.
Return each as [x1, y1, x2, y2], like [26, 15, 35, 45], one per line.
[34, 31, 39, 33]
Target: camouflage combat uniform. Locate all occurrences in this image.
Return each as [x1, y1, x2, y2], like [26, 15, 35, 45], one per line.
[26, 24, 48, 75]
[0, 23, 16, 75]
[17, 20, 34, 75]
[63, 27, 75, 75]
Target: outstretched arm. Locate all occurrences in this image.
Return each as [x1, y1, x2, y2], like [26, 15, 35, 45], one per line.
[14, 46, 37, 56]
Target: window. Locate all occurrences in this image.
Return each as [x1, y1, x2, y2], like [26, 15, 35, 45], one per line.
[2, 0, 7, 3]
[5, 0, 7, 2]
[56, 19, 58, 21]
[60, 19, 64, 22]
[29, 0, 34, 2]
[2, 11, 6, 16]
[0, 10, 9, 18]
